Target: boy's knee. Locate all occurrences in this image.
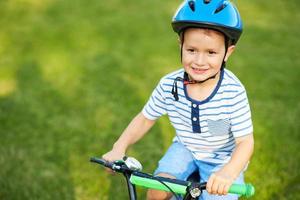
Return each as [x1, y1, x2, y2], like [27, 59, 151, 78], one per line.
[147, 189, 172, 200]
[147, 173, 176, 200]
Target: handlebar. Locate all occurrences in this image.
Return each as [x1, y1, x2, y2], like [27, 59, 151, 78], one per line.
[130, 174, 255, 198]
[90, 157, 115, 168]
[90, 157, 138, 173]
[90, 157, 255, 198]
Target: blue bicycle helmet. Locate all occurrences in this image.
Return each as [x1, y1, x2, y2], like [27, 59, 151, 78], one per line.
[172, 0, 243, 45]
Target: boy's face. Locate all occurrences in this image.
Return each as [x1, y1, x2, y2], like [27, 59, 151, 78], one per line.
[181, 28, 235, 82]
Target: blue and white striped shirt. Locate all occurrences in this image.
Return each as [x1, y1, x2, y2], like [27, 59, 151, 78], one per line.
[142, 68, 253, 164]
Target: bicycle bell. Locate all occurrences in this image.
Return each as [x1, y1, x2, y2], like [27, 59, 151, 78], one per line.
[123, 156, 143, 171]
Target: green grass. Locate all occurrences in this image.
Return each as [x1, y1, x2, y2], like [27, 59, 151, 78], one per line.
[0, 0, 299, 199]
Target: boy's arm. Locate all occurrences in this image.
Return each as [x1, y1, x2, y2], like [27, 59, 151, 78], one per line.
[206, 133, 254, 195]
[102, 112, 156, 162]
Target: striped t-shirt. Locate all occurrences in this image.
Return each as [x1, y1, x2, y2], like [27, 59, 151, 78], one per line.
[142, 68, 253, 164]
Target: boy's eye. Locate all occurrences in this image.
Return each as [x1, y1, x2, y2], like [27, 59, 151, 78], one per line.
[208, 50, 217, 55]
[187, 49, 195, 53]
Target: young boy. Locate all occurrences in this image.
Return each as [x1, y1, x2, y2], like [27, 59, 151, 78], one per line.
[102, 1, 254, 199]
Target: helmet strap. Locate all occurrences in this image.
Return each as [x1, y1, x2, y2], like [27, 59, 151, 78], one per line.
[171, 66, 224, 101]
[180, 32, 184, 63]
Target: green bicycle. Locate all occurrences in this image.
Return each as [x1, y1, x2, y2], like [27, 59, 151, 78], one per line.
[90, 156, 255, 200]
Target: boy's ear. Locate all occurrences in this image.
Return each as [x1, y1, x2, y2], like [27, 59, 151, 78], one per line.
[224, 45, 235, 62]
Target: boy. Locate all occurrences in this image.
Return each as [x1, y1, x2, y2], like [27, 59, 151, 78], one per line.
[102, 0, 254, 199]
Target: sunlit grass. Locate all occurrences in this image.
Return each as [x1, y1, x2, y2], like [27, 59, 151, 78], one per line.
[0, 79, 16, 97]
[39, 51, 83, 97]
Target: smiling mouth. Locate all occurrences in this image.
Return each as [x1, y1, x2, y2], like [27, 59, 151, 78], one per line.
[191, 67, 208, 73]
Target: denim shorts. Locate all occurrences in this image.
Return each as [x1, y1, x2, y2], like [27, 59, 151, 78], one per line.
[154, 142, 244, 200]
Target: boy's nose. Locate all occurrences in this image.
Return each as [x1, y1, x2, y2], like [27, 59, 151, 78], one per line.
[194, 53, 206, 66]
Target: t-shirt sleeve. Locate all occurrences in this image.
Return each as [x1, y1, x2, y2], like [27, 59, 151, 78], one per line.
[230, 88, 253, 138]
[142, 79, 167, 120]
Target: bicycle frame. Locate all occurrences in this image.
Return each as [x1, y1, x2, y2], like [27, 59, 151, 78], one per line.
[90, 157, 255, 200]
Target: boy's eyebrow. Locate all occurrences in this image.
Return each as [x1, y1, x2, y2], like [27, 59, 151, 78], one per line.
[184, 44, 221, 51]
[183, 43, 197, 48]
[184, 45, 195, 49]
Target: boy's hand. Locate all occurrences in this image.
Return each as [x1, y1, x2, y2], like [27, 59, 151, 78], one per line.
[102, 149, 125, 163]
[206, 168, 235, 195]
[102, 148, 125, 174]
[102, 140, 127, 162]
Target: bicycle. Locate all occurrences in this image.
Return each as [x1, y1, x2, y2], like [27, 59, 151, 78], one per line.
[90, 156, 255, 200]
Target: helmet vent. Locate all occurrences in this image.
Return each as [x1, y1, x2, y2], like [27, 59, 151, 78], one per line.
[204, 0, 211, 4]
[214, 1, 229, 14]
[188, 1, 195, 12]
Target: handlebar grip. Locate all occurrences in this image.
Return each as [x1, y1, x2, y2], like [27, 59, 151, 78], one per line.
[229, 183, 255, 198]
[90, 157, 112, 168]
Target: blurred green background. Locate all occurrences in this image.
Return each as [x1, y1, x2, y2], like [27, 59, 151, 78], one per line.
[0, 0, 299, 199]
